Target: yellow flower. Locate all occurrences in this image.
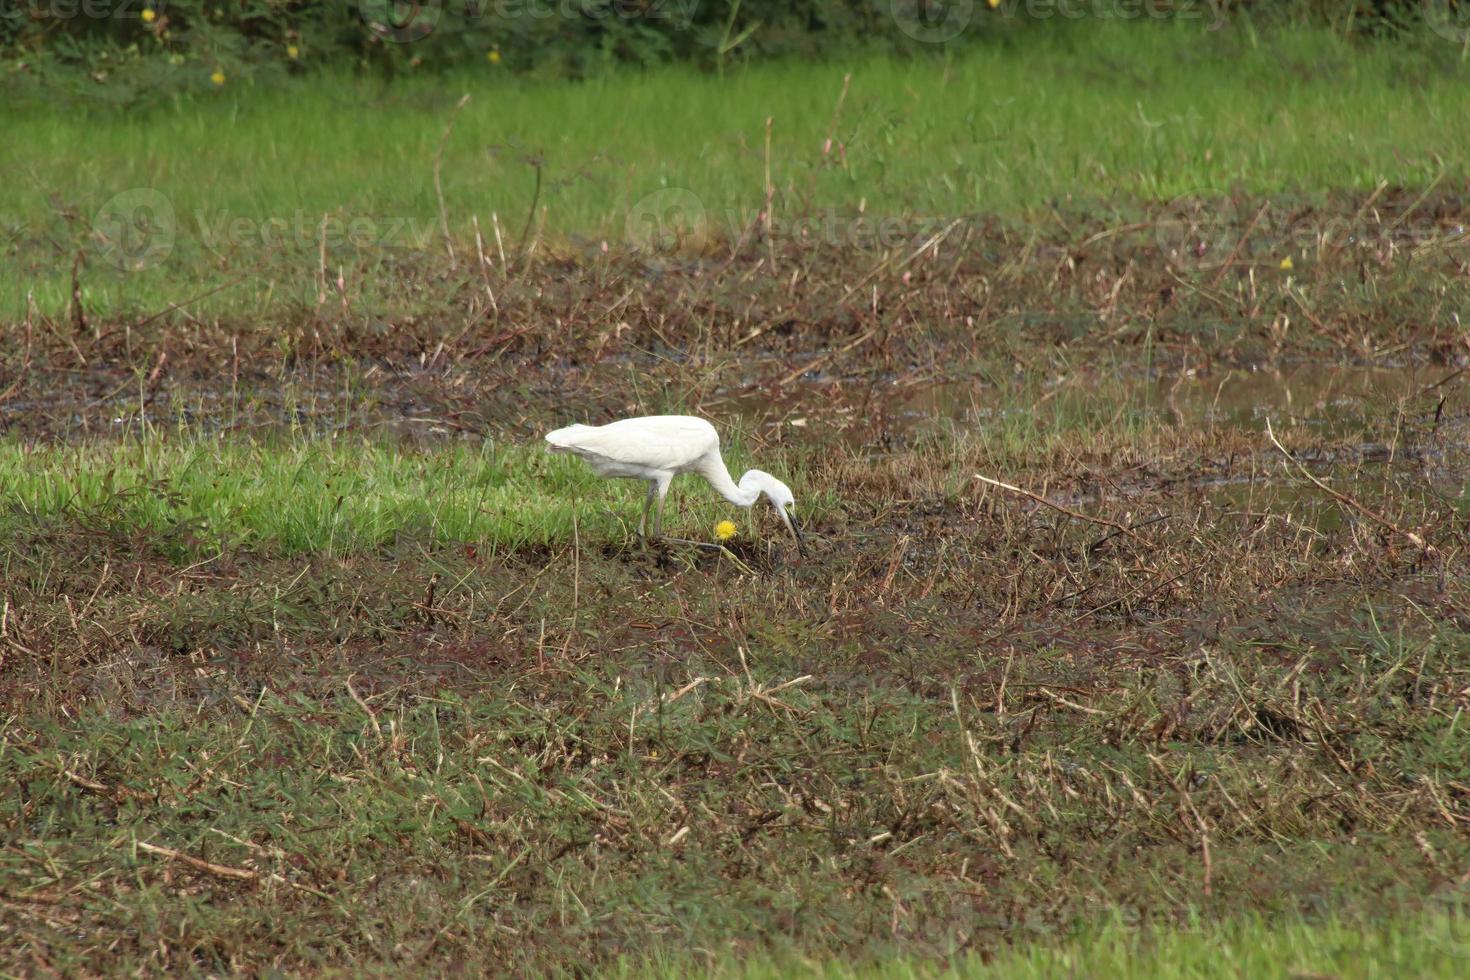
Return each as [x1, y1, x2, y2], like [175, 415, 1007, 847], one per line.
[987, 0, 1000, 7]
[141, 8, 156, 23]
[487, 48, 502, 65]
[1279, 256, 1294, 270]
[287, 45, 300, 60]
[715, 520, 737, 542]
[210, 70, 225, 86]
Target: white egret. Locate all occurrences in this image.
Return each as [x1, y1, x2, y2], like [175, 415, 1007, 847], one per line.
[544, 415, 806, 554]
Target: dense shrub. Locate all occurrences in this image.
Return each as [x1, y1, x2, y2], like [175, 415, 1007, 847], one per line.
[1, 0, 999, 102]
[3, 1, 1464, 105]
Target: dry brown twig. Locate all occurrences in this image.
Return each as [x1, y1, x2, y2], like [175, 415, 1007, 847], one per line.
[344, 675, 384, 742]
[664, 676, 711, 703]
[131, 841, 337, 902]
[974, 473, 1147, 545]
[134, 841, 258, 882]
[1264, 418, 1436, 557]
[0, 298, 35, 407]
[1035, 687, 1107, 716]
[837, 218, 962, 308]
[63, 769, 147, 802]
[1207, 200, 1270, 291]
[763, 116, 776, 274]
[1146, 753, 1214, 897]
[434, 93, 472, 267]
[69, 251, 89, 337]
[471, 215, 499, 315]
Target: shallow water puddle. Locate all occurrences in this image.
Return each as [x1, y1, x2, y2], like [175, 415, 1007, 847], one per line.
[919, 361, 1440, 435]
[732, 359, 1459, 448]
[720, 357, 1469, 532]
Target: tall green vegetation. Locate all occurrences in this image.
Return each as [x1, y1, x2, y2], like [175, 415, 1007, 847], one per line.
[7, 20, 1467, 317]
[5, 0, 1467, 106]
[3, 0, 994, 104]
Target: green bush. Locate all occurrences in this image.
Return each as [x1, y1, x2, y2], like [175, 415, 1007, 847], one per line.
[1, 0, 1009, 104]
[4, 1, 1464, 106]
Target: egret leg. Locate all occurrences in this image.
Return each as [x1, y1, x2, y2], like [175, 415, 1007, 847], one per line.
[651, 475, 671, 539]
[639, 481, 657, 541]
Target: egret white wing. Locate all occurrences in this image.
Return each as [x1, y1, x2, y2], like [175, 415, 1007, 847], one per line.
[545, 415, 718, 472]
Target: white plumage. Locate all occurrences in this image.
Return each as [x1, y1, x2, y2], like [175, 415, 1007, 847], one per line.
[545, 414, 805, 552]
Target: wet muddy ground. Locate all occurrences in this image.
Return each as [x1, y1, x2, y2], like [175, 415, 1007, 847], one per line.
[2, 193, 1468, 972]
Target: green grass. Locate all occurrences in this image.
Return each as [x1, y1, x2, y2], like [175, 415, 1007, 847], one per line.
[5, 15, 1470, 974]
[622, 912, 1470, 978]
[0, 359, 1222, 560]
[6, 623, 1466, 973]
[0, 434, 829, 557]
[4, 390, 1466, 973]
[5, 19, 1467, 316]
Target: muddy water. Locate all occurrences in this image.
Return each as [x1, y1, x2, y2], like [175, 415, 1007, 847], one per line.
[11, 353, 1464, 459]
[716, 357, 1470, 522]
[712, 358, 1462, 451]
[1073, 364, 1458, 525]
[860, 361, 1445, 440]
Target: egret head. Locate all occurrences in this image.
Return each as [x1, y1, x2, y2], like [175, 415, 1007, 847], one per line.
[740, 470, 807, 556]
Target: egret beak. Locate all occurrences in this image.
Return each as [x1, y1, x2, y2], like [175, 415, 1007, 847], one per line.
[780, 507, 808, 557]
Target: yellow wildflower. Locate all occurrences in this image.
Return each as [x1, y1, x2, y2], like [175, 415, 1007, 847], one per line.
[1279, 256, 1294, 271]
[210, 70, 225, 86]
[141, 8, 156, 23]
[287, 45, 300, 60]
[487, 48, 502, 65]
[715, 520, 737, 542]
